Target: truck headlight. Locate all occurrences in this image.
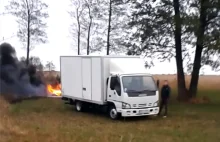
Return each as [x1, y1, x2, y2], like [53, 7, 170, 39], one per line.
[153, 101, 159, 106]
[122, 102, 131, 109]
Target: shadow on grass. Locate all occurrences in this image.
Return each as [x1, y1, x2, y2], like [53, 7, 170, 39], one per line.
[8, 89, 220, 121]
[9, 98, 160, 122]
[77, 107, 158, 122]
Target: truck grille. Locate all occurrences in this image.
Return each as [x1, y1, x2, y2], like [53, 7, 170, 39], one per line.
[132, 103, 153, 108]
[127, 91, 156, 97]
[148, 103, 152, 107]
[138, 104, 147, 107]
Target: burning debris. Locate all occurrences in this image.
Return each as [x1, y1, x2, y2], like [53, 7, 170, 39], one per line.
[0, 42, 47, 103]
[47, 80, 61, 97]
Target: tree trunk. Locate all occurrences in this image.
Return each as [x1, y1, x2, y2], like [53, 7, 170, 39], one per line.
[77, 9, 80, 55]
[87, 19, 92, 55]
[87, 5, 92, 55]
[173, 0, 188, 101]
[77, 30, 80, 55]
[26, 10, 30, 66]
[106, 0, 112, 55]
[189, 48, 203, 98]
[189, 0, 206, 98]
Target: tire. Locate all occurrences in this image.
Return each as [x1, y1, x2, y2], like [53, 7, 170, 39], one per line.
[108, 105, 119, 120]
[75, 101, 83, 112]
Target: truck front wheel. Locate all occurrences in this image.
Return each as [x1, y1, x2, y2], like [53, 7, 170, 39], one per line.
[108, 106, 119, 120]
[75, 101, 83, 112]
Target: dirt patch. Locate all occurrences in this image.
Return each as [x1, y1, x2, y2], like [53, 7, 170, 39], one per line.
[188, 96, 211, 104]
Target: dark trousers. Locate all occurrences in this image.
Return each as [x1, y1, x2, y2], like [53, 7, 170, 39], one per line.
[158, 99, 168, 116]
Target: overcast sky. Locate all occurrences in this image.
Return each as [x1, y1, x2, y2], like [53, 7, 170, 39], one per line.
[0, 0, 219, 75]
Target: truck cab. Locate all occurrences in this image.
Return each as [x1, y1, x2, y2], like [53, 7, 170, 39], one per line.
[106, 74, 159, 119]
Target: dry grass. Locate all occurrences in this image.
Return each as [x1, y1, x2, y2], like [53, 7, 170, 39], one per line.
[153, 75, 220, 90]
[154, 75, 220, 104]
[0, 75, 220, 142]
[0, 97, 28, 141]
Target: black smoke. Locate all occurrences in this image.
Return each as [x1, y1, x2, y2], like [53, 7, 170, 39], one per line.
[0, 42, 47, 103]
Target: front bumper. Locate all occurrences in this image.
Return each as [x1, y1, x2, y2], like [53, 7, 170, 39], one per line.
[119, 107, 159, 117]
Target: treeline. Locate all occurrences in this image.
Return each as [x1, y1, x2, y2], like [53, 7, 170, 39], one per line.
[5, 0, 220, 101]
[5, 0, 130, 59]
[19, 56, 56, 71]
[19, 56, 59, 84]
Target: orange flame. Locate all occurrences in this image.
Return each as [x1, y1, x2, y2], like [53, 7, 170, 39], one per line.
[47, 84, 61, 96]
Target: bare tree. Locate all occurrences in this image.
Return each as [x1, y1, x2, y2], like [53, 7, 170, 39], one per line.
[70, 0, 107, 55]
[84, 0, 93, 55]
[6, 0, 49, 66]
[69, 0, 86, 55]
[101, 0, 130, 55]
[83, 0, 103, 55]
[45, 61, 55, 71]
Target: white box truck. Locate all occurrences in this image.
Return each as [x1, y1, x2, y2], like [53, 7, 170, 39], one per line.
[60, 56, 159, 119]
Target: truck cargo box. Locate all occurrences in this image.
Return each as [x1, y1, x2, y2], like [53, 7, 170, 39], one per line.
[60, 56, 102, 104]
[60, 56, 142, 104]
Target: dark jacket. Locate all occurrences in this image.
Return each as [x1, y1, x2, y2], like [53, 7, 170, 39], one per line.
[161, 85, 171, 100]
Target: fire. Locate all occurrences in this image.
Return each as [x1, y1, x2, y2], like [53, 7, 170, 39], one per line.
[47, 83, 61, 96]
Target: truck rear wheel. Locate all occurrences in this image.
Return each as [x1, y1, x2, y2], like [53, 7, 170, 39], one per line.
[108, 106, 119, 120]
[75, 101, 83, 112]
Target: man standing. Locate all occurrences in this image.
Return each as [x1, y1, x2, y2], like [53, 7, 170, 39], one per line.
[158, 80, 171, 118]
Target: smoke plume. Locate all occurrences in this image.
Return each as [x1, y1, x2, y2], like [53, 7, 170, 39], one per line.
[0, 42, 47, 103]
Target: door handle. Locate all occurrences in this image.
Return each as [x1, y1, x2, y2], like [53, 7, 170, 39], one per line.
[83, 88, 86, 91]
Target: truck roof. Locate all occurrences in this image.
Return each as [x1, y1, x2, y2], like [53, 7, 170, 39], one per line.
[110, 72, 152, 76]
[109, 58, 150, 75]
[60, 55, 140, 58]
[60, 56, 151, 75]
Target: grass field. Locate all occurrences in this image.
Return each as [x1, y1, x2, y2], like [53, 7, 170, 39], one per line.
[0, 75, 220, 142]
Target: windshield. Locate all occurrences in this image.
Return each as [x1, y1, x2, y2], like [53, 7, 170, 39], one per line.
[122, 76, 157, 97]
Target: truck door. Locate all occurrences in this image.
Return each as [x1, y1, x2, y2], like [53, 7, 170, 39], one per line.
[82, 58, 92, 100]
[107, 76, 122, 104]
